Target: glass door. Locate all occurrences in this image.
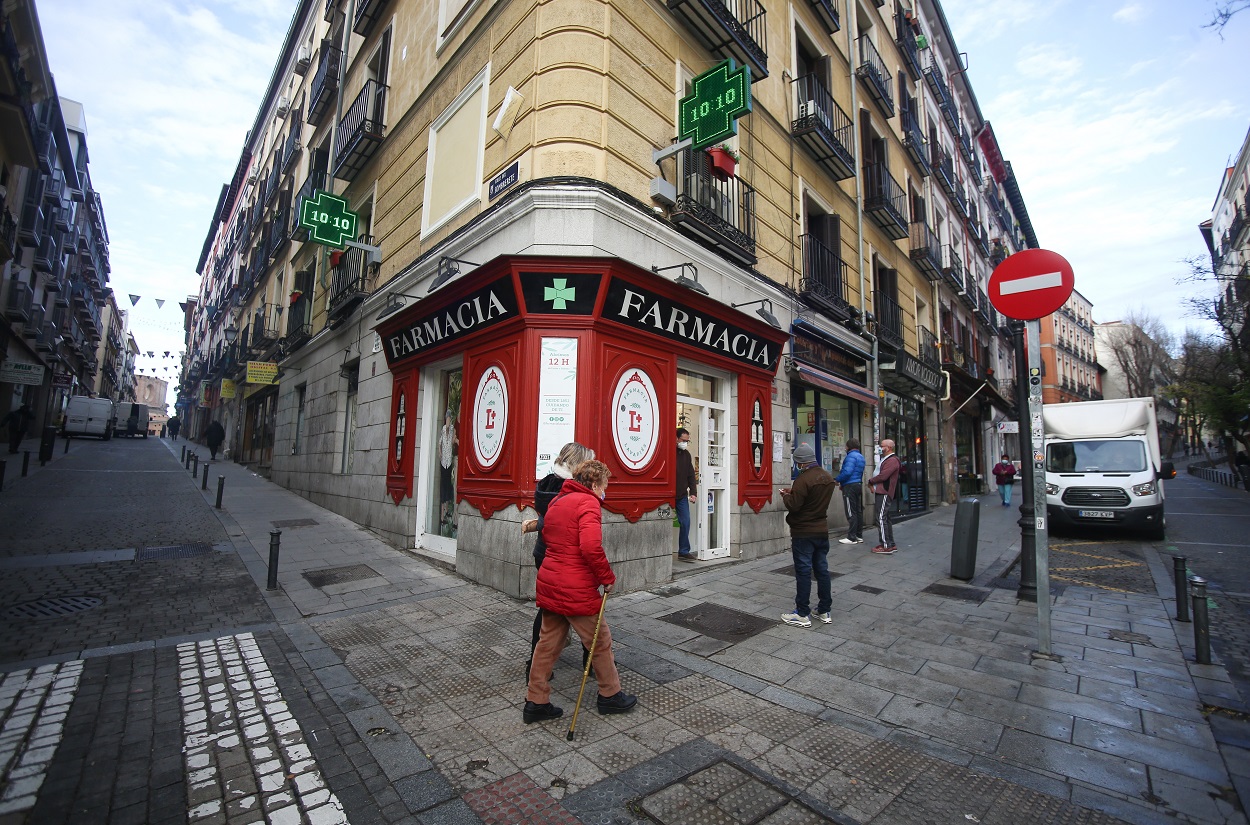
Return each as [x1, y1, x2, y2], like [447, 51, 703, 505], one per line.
[676, 367, 730, 558]
[417, 361, 462, 554]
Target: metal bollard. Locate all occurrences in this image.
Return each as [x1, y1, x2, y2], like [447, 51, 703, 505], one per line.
[181, 445, 186, 462]
[22, 451, 30, 477]
[1173, 556, 1190, 622]
[0, 459, 5, 491]
[1191, 576, 1211, 665]
[184, 450, 191, 469]
[216, 475, 225, 509]
[266, 530, 282, 591]
[63, 437, 69, 454]
[202, 462, 210, 490]
[191, 453, 199, 477]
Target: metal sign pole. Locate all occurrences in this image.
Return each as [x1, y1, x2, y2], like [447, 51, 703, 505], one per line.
[1025, 319, 1051, 656]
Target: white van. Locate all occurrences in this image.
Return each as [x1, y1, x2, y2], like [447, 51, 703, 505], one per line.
[113, 402, 150, 438]
[63, 397, 115, 439]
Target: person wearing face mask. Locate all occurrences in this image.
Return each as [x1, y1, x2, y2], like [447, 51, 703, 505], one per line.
[992, 454, 1017, 507]
[524, 460, 637, 723]
[675, 427, 698, 562]
[778, 442, 836, 627]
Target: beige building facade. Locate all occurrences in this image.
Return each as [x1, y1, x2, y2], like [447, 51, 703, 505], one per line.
[184, 0, 1038, 596]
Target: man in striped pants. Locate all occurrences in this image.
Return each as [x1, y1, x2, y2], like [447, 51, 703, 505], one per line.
[868, 439, 903, 555]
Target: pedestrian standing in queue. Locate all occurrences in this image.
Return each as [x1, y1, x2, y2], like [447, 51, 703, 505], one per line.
[868, 439, 903, 555]
[524, 460, 637, 724]
[992, 454, 1017, 507]
[205, 420, 226, 460]
[521, 441, 595, 680]
[834, 438, 865, 545]
[675, 427, 698, 562]
[778, 443, 836, 627]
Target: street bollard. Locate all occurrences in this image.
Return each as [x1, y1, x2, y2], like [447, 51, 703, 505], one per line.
[181, 445, 186, 462]
[191, 454, 198, 478]
[216, 475, 225, 509]
[0, 460, 6, 492]
[202, 463, 210, 490]
[1191, 576, 1211, 665]
[1173, 556, 1190, 622]
[266, 530, 282, 591]
[22, 451, 30, 477]
[184, 450, 191, 469]
[63, 437, 69, 454]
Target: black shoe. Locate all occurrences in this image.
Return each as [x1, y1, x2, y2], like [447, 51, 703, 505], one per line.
[677, 554, 697, 562]
[523, 701, 563, 724]
[596, 691, 637, 715]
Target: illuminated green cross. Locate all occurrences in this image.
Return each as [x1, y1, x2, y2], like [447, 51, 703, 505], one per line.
[679, 60, 753, 149]
[299, 190, 358, 249]
[544, 278, 576, 309]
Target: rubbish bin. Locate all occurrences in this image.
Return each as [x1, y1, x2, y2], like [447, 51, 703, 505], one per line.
[38, 425, 57, 463]
[950, 498, 980, 580]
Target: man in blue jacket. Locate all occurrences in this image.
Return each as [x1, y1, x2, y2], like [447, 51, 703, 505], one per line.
[835, 438, 865, 545]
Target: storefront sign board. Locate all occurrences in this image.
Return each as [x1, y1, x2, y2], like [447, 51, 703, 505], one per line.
[220, 379, 237, 399]
[382, 276, 520, 369]
[0, 358, 44, 386]
[247, 362, 279, 385]
[472, 365, 509, 469]
[678, 60, 752, 149]
[535, 338, 578, 478]
[611, 368, 659, 471]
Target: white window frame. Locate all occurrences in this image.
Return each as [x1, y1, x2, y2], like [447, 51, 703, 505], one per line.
[421, 65, 490, 239]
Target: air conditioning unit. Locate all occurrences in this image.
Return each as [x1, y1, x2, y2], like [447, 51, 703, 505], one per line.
[276, 96, 291, 117]
[294, 45, 311, 75]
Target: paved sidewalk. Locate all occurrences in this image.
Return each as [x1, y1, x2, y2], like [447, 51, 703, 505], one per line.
[169, 438, 1248, 824]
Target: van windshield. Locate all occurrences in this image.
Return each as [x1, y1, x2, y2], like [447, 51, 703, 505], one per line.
[1046, 440, 1147, 473]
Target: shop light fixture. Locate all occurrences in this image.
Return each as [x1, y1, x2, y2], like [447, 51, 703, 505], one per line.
[731, 298, 781, 329]
[374, 291, 426, 321]
[428, 256, 480, 295]
[223, 324, 239, 344]
[651, 262, 708, 296]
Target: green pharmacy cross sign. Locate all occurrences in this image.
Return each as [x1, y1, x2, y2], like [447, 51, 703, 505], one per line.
[679, 59, 752, 150]
[299, 190, 358, 249]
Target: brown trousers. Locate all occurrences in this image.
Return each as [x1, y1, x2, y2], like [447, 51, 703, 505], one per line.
[526, 609, 620, 704]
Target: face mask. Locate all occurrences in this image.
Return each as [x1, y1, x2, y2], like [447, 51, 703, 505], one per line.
[678, 442, 689, 451]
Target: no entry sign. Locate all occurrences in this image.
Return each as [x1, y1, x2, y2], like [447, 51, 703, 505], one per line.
[989, 249, 1075, 321]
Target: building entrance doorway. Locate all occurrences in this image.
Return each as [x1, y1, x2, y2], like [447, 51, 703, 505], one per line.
[676, 367, 729, 558]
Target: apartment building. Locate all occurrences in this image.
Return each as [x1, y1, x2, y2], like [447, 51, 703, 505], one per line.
[1202, 125, 1249, 351]
[89, 295, 124, 399]
[0, 1, 113, 433]
[1038, 290, 1101, 406]
[183, 0, 1037, 596]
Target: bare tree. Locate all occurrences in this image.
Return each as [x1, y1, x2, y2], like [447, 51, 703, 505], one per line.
[1098, 311, 1175, 400]
[1206, 0, 1250, 34]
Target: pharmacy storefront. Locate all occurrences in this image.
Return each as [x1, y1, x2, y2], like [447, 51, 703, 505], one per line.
[376, 256, 787, 598]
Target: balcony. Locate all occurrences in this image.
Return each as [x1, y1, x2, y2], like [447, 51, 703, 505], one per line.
[799, 234, 852, 322]
[33, 319, 57, 352]
[895, 9, 921, 80]
[280, 117, 303, 173]
[5, 279, 33, 323]
[908, 222, 941, 281]
[0, 209, 17, 263]
[293, 170, 327, 242]
[792, 74, 854, 181]
[333, 80, 387, 182]
[863, 163, 908, 240]
[919, 326, 940, 368]
[249, 304, 280, 351]
[285, 293, 313, 351]
[671, 147, 757, 266]
[976, 288, 993, 326]
[268, 195, 291, 261]
[22, 305, 44, 339]
[900, 104, 930, 177]
[308, 42, 343, 125]
[933, 145, 957, 200]
[353, 0, 384, 36]
[667, 0, 768, 82]
[806, 0, 839, 34]
[958, 122, 975, 166]
[265, 163, 281, 205]
[18, 201, 43, 247]
[855, 35, 893, 118]
[951, 186, 969, 221]
[941, 245, 965, 293]
[1231, 207, 1248, 247]
[327, 234, 376, 325]
[959, 276, 978, 309]
[874, 290, 903, 352]
[33, 231, 56, 273]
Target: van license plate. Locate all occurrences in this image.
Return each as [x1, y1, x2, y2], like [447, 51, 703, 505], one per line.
[1078, 510, 1115, 519]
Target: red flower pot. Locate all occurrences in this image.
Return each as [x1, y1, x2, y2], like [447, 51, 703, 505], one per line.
[708, 147, 736, 181]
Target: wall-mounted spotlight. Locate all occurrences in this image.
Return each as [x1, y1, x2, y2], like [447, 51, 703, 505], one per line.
[429, 256, 480, 294]
[731, 298, 781, 329]
[651, 262, 708, 296]
[374, 291, 425, 321]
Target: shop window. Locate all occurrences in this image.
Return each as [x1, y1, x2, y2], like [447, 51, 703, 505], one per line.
[792, 386, 853, 474]
[422, 67, 488, 238]
[430, 368, 462, 538]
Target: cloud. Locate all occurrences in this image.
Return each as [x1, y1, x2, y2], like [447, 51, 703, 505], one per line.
[1112, 2, 1146, 23]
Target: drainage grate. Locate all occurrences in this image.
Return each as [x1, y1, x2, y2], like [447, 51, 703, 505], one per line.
[921, 582, 990, 604]
[4, 595, 103, 620]
[138, 543, 215, 561]
[851, 584, 885, 595]
[773, 565, 845, 580]
[302, 564, 380, 588]
[272, 518, 319, 528]
[660, 602, 775, 644]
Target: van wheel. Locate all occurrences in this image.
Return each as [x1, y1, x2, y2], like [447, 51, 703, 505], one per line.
[1148, 521, 1165, 541]
[142, 433, 148, 439]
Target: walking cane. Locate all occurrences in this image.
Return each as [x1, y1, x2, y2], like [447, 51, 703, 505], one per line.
[567, 590, 609, 741]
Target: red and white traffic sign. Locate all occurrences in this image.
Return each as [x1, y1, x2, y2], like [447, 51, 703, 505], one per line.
[989, 249, 1075, 321]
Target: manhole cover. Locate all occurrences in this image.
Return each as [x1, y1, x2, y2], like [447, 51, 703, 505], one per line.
[272, 518, 319, 528]
[773, 565, 844, 580]
[921, 583, 990, 604]
[1108, 629, 1153, 645]
[4, 596, 103, 620]
[852, 584, 885, 595]
[660, 602, 774, 643]
[302, 564, 380, 588]
[138, 543, 214, 561]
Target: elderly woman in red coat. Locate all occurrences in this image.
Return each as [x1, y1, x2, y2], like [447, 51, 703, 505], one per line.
[523, 459, 638, 724]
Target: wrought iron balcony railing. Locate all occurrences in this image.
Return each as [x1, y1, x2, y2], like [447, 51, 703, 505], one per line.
[874, 290, 903, 351]
[308, 41, 343, 124]
[328, 233, 376, 324]
[895, 8, 921, 80]
[863, 163, 908, 240]
[941, 244, 965, 293]
[933, 145, 957, 200]
[667, 0, 768, 81]
[799, 234, 852, 322]
[909, 221, 941, 281]
[286, 293, 313, 350]
[671, 147, 757, 266]
[292, 170, 327, 241]
[919, 325, 940, 368]
[900, 104, 930, 177]
[334, 80, 387, 182]
[855, 35, 894, 117]
[791, 73, 854, 181]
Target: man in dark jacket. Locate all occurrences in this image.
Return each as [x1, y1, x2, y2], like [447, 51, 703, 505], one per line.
[835, 438, 865, 545]
[3, 402, 34, 453]
[779, 442, 836, 627]
[205, 420, 226, 460]
[675, 427, 698, 561]
[868, 439, 903, 554]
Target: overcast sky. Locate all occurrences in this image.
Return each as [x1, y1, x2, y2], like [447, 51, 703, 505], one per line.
[35, 0, 1248, 406]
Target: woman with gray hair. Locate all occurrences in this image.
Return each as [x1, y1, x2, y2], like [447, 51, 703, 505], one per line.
[523, 442, 595, 678]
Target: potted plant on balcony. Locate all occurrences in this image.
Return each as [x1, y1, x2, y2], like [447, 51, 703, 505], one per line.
[707, 143, 738, 181]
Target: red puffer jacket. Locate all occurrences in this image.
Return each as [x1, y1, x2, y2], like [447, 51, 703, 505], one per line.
[535, 479, 615, 616]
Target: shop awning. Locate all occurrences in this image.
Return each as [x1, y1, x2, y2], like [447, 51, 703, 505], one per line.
[789, 363, 878, 406]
